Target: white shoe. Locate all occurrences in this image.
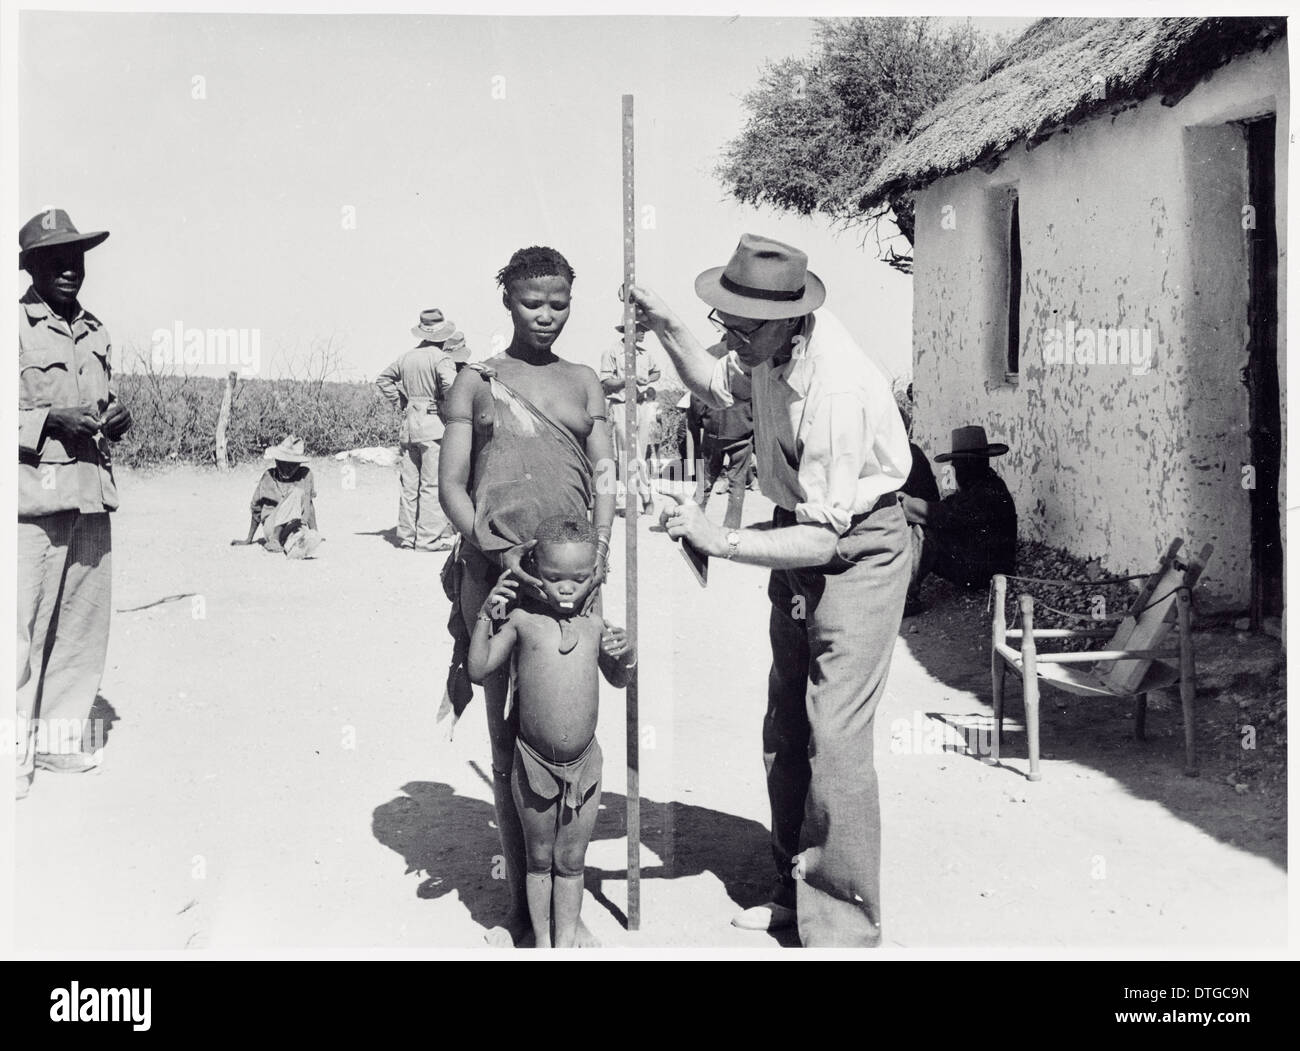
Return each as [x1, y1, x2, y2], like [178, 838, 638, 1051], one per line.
[731, 902, 796, 931]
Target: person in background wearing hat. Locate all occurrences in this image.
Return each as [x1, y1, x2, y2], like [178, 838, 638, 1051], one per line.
[600, 320, 664, 515]
[629, 234, 912, 948]
[436, 331, 472, 403]
[375, 310, 461, 551]
[899, 425, 1017, 614]
[233, 435, 323, 558]
[17, 208, 131, 798]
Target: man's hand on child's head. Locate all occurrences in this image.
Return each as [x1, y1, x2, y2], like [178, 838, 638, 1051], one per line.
[501, 540, 543, 591]
[580, 558, 607, 616]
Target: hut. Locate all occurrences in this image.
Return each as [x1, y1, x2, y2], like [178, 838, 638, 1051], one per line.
[859, 17, 1287, 617]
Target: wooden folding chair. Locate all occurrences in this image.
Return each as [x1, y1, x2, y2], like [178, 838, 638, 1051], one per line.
[990, 539, 1214, 781]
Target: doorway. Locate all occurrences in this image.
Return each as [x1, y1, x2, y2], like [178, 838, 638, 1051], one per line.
[1243, 114, 1282, 624]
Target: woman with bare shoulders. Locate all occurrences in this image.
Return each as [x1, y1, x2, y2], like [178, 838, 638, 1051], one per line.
[438, 246, 615, 946]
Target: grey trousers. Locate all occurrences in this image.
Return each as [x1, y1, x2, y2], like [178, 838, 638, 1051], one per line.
[16, 511, 113, 775]
[764, 499, 910, 947]
[397, 439, 449, 548]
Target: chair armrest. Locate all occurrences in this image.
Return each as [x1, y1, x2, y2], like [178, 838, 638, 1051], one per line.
[994, 641, 1022, 665]
[1004, 576, 1135, 588]
[991, 575, 1008, 648]
[1005, 628, 1115, 640]
[1032, 648, 1171, 664]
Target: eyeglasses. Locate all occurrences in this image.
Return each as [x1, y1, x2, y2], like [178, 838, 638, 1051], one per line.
[708, 309, 762, 346]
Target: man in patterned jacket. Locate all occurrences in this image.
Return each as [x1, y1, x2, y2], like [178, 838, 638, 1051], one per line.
[17, 209, 132, 798]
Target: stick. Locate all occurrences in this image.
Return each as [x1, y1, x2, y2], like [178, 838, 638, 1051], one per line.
[621, 93, 641, 932]
[215, 370, 235, 471]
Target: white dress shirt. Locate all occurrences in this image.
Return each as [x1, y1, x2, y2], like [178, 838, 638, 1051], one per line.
[708, 308, 909, 535]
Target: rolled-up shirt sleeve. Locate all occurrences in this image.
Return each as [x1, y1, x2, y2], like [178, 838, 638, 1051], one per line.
[707, 346, 746, 409]
[598, 348, 617, 383]
[434, 355, 458, 394]
[793, 392, 868, 536]
[599, 348, 626, 403]
[374, 360, 404, 406]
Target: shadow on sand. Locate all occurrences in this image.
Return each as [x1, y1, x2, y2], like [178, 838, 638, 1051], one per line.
[372, 772, 797, 946]
[87, 693, 120, 750]
[899, 578, 1286, 868]
[354, 526, 406, 549]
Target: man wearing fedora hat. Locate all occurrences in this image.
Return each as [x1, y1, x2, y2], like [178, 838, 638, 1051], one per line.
[16, 208, 132, 798]
[630, 234, 912, 947]
[375, 310, 462, 551]
[900, 425, 1017, 611]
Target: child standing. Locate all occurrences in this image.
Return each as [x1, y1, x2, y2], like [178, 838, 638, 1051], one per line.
[233, 435, 323, 558]
[467, 514, 634, 948]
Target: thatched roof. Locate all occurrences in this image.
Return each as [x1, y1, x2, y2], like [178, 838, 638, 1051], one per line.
[858, 16, 1286, 210]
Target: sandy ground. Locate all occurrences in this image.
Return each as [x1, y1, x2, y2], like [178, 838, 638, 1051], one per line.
[13, 460, 1288, 951]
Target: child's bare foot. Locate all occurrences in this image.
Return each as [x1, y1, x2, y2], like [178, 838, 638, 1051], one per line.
[574, 917, 601, 948]
[483, 925, 536, 947]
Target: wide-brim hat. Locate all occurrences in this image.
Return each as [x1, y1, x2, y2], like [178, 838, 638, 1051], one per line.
[412, 307, 456, 343]
[264, 435, 311, 463]
[18, 209, 109, 268]
[694, 233, 826, 321]
[934, 425, 1009, 462]
[443, 331, 470, 362]
[614, 319, 649, 335]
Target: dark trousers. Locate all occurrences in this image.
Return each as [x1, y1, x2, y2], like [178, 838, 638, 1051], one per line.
[693, 435, 752, 530]
[764, 499, 910, 946]
[908, 524, 994, 595]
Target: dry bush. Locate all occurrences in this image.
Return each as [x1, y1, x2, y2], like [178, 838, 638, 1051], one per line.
[651, 404, 686, 457]
[112, 340, 395, 467]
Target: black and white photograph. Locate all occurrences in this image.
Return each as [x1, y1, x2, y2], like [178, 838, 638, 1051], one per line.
[2, 0, 1291, 976]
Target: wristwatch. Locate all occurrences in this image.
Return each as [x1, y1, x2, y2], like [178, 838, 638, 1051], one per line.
[724, 530, 741, 560]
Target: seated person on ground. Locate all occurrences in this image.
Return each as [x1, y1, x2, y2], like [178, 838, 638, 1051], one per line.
[234, 435, 323, 558]
[467, 514, 635, 949]
[900, 425, 1016, 614]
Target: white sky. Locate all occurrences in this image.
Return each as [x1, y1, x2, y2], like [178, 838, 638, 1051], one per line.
[19, 11, 1033, 382]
